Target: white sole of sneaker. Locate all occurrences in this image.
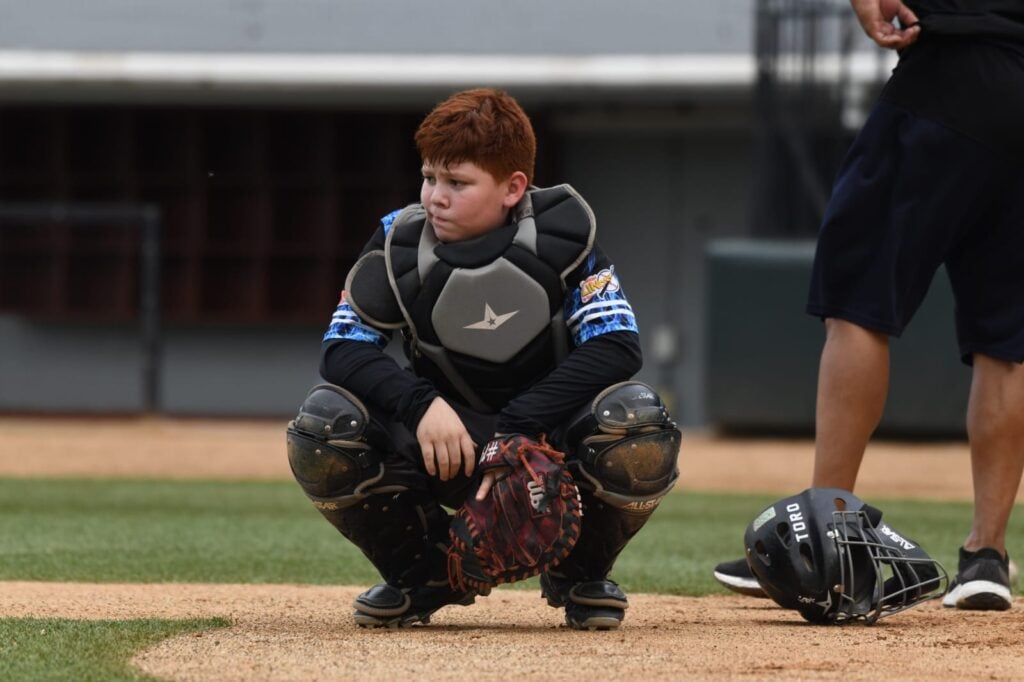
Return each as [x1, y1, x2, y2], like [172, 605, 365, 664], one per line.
[713, 570, 768, 598]
[942, 580, 1012, 611]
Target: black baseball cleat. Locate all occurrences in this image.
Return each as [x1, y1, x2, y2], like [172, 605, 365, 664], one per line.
[712, 557, 768, 598]
[352, 581, 486, 628]
[541, 573, 627, 630]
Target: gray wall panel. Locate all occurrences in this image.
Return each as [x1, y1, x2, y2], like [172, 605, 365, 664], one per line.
[0, 316, 145, 412]
[0, 318, 323, 416]
[159, 326, 322, 416]
[0, 0, 754, 54]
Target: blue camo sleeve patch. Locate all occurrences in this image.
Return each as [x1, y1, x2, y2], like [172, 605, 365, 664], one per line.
[323, 291, 389, 348]
[380, 209, 402, 236]
[564, 264, 638, 346]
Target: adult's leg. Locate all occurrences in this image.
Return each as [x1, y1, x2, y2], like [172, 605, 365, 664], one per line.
[941, 355, 1022, 610]
[811, 318, 891, 490]
[963, 355, 1024, 555]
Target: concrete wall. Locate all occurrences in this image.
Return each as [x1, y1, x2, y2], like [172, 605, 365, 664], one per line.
[0, 317, 147, 412]
[0, 317, 321, 416]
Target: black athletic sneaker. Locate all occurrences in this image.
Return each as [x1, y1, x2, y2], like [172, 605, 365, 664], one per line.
[942, 547, 1012, 611]
[540, 573, 627, 630]
[712, 557, 768, 598]
[352, 581, 486, 627]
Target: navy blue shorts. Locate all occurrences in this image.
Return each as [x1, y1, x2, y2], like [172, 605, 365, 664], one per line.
[807, 100, 1024, 364]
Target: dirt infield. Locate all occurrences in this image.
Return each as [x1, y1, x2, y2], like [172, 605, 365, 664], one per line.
[2, 581, 1022, 681]
[3, 416, 1023, 681]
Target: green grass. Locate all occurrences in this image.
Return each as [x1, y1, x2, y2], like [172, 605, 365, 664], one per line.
[0, 478, 377, 585]
[1, 478, 1015, 594]
[0, 617, 228, 681]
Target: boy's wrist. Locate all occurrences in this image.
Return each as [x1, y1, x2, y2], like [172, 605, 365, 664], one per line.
[401, 387, 441, 433]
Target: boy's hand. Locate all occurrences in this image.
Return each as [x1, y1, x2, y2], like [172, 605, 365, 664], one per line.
[475, 470, 503, 501]
[415, 397, 476, 481]
[850, 0, 920, 49]
[474, 436, 512, 501]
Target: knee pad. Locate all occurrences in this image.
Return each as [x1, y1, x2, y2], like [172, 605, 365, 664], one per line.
[566, 382, 681, 512]
[286, 384, 395, 511]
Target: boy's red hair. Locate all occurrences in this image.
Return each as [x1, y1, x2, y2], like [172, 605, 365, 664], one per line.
[415, 88, 536, 185]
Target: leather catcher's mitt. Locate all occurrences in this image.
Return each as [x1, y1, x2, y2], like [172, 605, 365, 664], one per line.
[448, 434, 582, 592]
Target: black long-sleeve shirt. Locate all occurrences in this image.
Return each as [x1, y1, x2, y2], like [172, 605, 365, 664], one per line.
[321, 330, 641, 437]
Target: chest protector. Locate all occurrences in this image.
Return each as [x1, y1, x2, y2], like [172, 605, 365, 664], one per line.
[346, 185, 596, 413]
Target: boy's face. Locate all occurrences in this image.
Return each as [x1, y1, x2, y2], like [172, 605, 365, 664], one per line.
[420, 160, 527, 243]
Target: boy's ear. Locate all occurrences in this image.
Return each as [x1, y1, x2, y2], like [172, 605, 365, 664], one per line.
[502, 171, 529, 208]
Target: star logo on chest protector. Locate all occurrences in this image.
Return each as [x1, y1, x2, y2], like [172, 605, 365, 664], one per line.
[464, 303, 519, 330]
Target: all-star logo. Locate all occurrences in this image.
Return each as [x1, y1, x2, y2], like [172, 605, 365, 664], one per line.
[464, 303, 519, 330]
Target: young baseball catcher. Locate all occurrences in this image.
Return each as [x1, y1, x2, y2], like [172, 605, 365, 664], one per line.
[285, 88, 680, 630]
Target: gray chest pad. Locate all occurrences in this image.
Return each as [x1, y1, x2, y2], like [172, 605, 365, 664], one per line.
[432, 257, 552, 364]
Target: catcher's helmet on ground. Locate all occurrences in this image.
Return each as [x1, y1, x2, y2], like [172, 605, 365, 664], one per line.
[744, 488, 948, 624]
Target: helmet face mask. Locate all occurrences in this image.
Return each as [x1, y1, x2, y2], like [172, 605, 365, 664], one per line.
[745, 489, 948, 625]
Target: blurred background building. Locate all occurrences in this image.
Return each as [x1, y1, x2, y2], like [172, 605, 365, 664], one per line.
[0, 0, 969, 433]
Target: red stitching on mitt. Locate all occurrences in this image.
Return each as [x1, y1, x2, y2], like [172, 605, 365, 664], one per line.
[448, 434, 582, 592]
